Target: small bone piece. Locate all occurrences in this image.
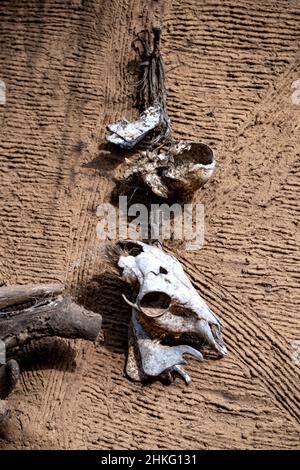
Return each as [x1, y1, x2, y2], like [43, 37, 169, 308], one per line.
[107, 104, 162, 149]
[117, 241, 227, 384]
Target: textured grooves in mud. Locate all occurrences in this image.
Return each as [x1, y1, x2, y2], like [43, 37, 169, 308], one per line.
[0, 0, 299, 450]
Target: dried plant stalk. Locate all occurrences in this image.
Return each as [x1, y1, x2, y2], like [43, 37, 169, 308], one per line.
[107, 27, 171, 149]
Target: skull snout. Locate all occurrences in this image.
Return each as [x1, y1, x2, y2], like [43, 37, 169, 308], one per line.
[195, 319, 227, 356]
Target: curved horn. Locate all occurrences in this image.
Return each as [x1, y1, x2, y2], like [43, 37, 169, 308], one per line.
[122, 294, 139, 311]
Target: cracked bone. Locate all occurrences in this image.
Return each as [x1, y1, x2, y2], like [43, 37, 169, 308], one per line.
[117, 241, 227, 384]
[124, 140, 216, 199]
[106, 104, 162, 149]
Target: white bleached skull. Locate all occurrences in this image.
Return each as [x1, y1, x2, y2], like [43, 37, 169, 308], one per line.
[118, 241, 227, 384]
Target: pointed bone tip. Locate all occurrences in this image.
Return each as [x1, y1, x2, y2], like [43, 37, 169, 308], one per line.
[218, 344, 228, 356]
[171, 365, 191, 385]
[179, 345, 203, 361]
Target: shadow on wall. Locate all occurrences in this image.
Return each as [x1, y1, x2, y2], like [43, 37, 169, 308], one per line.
[76, 271, 132, 355]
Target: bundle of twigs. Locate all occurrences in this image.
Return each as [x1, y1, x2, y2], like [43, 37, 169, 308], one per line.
[107, 27, 172, 150]
[134, 26, 172, 146]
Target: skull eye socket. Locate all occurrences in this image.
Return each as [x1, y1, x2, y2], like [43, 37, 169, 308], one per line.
[159, 266, 168, 274]
[117, 241, 144, 257]
[176, 142, 214, 166]
[140, 291, 171, 317]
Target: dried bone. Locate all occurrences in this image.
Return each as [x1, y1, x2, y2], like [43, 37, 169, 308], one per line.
[125, 140, 216, 199]
[107, 27, 217, 203]
[117, 241, 227, 384]
[0, 283, 102, 422]
[107, 104, 162, 149]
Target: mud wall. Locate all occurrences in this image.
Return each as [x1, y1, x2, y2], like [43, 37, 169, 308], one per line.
[0, 0, 299, 449]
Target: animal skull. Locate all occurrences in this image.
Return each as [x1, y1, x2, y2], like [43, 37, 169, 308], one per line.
[118, 241, 227, 384]
[124, 141, 216, 199]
